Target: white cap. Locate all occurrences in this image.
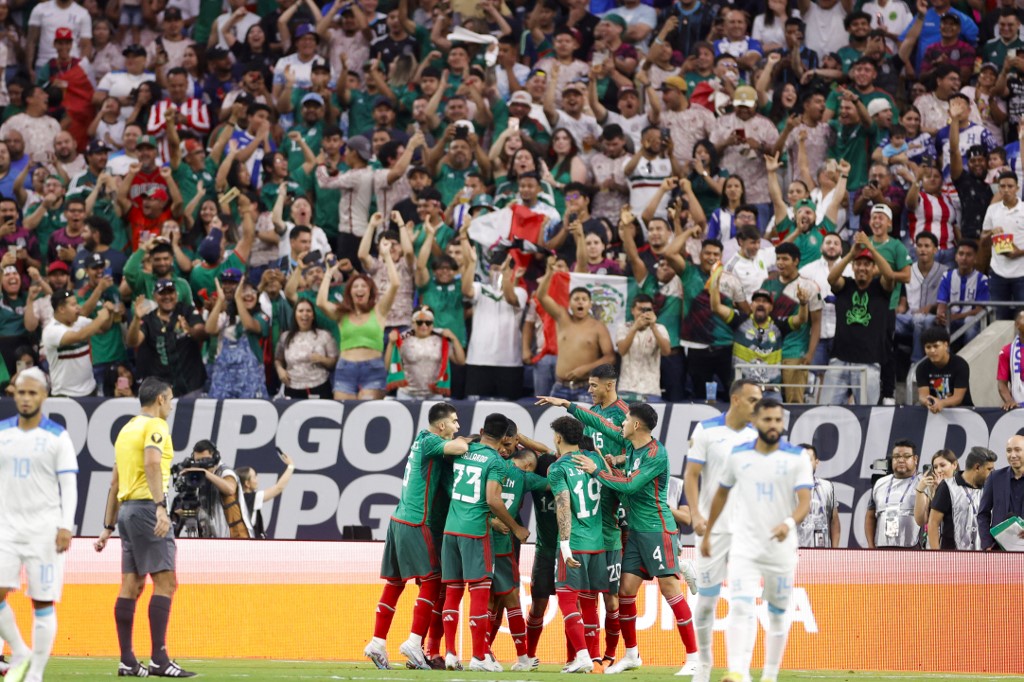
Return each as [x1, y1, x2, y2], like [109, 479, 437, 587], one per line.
[867, 99, 892, 117]
[871, 204, 893, 220]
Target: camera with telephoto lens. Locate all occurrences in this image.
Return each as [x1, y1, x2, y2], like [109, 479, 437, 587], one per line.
[171, 456, 207, 507]
[170, 440, 221, 537]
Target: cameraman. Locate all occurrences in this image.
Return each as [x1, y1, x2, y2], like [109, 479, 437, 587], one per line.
[235, 451, 296, 539]
[171, 440, 251, 538]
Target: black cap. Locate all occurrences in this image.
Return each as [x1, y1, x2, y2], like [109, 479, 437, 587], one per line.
[85, 252, 106, 269]
[751, 288, 774, 303]
[967, 145, 987, 159]
[235, 92, 254, 106]
[164, 6, 182, 20]
[207, 46, 230, 60]
[51, 289, 75, 309]
[939, 12, 960, 23]
[154, 279, 176, 294]
[409, 164, 430, 176]
[122, 44, 146, 57]
[86, 140, 110, 155]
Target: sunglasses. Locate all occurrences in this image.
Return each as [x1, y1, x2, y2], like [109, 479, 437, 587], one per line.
[414, 320, 433, 326]
[566, 192, 582, 201]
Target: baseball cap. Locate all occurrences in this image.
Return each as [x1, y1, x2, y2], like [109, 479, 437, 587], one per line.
[794, 198, 817, 214]
[346, 136, 372, 162]
[409, 164, 430, 177]
[554, 26, 582, 43]
[136, 135, 159, 149]
[870, 204, 893, 220]
[867, 99, 892, 117]
[509, 91, 532, 107]
[182, 138, 204, 155]
[86, 140, 110, 155]
[164, 6, 183, 20]
[54, 27, 73, 41]
[603, 13, 627, 30]
[939, 12, 961, 23]
[732, 85, 757, 108]
[967, 145, 987, 159]
[564, 82, 586, 95]
[154, 279, 176, 293]
[122, 44, 146, 57]
[980, 62, 999, 75]
[50, 289, 74, 309]
[618, 85, 639, 97]
[853, 248, 875, 261]
[470, 194, 495, 210]
[234, 92, 255, 106]
[84, 252, 106, 269]
[294, 23, 318, 41]
[48, 261, 70, 274]
[207, 46, 231, 61]
[219, 268, 243, 283]
[145, 186, 169, 202]
[661, 75, 688, 92]
[302, 92, 326, 107]
[751, 288, 773, 303]
[372, 95, 394, 109]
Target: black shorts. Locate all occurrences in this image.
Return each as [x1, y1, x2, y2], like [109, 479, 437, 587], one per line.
[119, 501, 176, 576]
[531, 548, 556, 600]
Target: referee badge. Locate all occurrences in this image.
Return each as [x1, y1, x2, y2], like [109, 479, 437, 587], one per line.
[151, 433, 163, 444]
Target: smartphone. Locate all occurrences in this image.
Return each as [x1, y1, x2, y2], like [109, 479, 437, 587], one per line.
[6, 245, 15, 256]
[15, 360, 27, 372]
[116, 377, 130, 390]
[735, 128, 746, 142]
[568, 212, 578, 224]
[507, 117, 519, 132]
[103, 266, 113, 277]
[303, 249, 322, 265]
[922, 464, 932, 475]
[1010, 48, 1019, 60]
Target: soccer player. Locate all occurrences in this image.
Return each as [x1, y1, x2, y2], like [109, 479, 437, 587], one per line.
[547, 415, 608, 675]
[582, 364, 628, 668]
[94, 378, 195, 678]
[0, 369, 77, 682]
[538, 397, 698, 675]
[488, 446, 549, 671]
[701, 399, 813, 682]
[684, 379, 762, 682]
[440, 414, 529, 672]
[364, 402, 470, 671]
[524, 452, 558, 668]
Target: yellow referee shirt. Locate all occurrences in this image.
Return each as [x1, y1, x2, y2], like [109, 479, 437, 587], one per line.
[114, 415, 175, 502]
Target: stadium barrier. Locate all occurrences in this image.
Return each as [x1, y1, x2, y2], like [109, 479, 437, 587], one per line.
[20, 540, 1021, 673]
[1, 399, 1022, 546]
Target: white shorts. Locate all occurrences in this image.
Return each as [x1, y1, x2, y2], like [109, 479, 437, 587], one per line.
[727, 556, 795, 612]
[0, 539, 66, 602]
[696, 532, 731, 589]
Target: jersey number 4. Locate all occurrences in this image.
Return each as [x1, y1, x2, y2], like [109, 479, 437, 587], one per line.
[451, 463, 482, 504]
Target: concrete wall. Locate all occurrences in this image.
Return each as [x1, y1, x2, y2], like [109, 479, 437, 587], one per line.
[963, 321, 1014, 407]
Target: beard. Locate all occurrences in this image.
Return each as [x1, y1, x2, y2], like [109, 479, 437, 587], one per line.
[757, 427, 780, 445]
[17, 405, 40, 420]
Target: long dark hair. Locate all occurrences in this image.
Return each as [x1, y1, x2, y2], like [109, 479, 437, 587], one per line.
[692, 138, 721, 175]
[547, 127, 580, 175]
[283, 299, 320, 351]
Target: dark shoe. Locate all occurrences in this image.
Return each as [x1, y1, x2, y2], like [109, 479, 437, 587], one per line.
[147, 660, 196, 678]
[117, 662, 150, 677]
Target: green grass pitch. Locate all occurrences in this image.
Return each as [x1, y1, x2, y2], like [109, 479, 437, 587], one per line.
[43, 659, 1014, 681]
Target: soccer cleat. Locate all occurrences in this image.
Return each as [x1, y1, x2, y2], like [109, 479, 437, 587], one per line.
[721, 672, 746, 682]
[468, 656, 503, 672]
[0, 656, 8, 675]
[681, 560, 699, 596]
[399, 640, 430, 670]
[760, 678, 776, 682]
[4, 659, 30, 682]
[674, 659, 700, 676]
[117, 662, 150, 677]
[444, 652, 463, 671]
[146, 660, 196, 678]
[427, 655, 445, 670]
[511, 655, 533, 672]
[364, 640, 391, 670]
[530, 656, 541, 670]
[687, 662, 712, 682]
[603, 651, 642, 675]
[561, 654, 592, 674]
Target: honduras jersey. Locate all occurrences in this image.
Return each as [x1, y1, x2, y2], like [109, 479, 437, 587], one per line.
[719, 438, 813, 571]
[0, 417, 77, 543]
[687, 414, 756, 535]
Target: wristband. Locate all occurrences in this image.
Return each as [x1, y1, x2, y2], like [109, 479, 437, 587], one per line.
[104, 524, 116, 532]
[560, 540, 573, 561]
[783, 517, 796, 532]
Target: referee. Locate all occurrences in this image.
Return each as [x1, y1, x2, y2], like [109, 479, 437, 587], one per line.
[94, 378, 196, 678]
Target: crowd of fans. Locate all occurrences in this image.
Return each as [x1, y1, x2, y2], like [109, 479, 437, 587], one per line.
[0, 0, 1022, 406]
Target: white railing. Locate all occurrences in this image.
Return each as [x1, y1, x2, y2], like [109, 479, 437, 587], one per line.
[733, 363, 871, 405]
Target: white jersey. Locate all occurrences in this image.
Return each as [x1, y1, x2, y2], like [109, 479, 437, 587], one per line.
[42, 316, 97, 397]
[687, 413, 756, 535]
[0, 417, 78, 543]
[720, 438, 813, 571]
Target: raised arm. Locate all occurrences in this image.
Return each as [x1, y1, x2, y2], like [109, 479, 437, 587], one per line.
[765, 152, 789, 224]
[375, 247, 402, 319]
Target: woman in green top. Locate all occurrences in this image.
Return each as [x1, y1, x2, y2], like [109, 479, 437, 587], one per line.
[317, 248, 400, 401]
[545, 128, 588, 215]
[488, 128, 528, 188]
[687, 139, 727, 220]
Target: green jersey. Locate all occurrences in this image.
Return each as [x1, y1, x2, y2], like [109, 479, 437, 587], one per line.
[75, 284, 127, 364]
[568, 403, 677, 534]
[123, 248, 193, 303]
[189, 251, 246, 303]
[392, 429, 449, 526]
[443, 442, 507, 538]
[531, 453, 559, 550]
[870, 236, 911, 310]
[587, 399, 628, 550]
[492, 464, 548, 554]
[548, 451, 606, 552]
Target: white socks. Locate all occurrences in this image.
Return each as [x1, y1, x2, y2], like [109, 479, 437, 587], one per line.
[694, 591, 718, 666]
[761, 608, 790, 680]
[0, 601, 28, 659]
[725, 597, 756, 678]
[29, 605, 57, 682]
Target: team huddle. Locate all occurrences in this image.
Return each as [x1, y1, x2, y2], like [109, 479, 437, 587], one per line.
[367, 367, 813, 682]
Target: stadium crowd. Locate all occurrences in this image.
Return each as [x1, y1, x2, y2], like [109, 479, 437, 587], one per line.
[0, 0, 1023, 408]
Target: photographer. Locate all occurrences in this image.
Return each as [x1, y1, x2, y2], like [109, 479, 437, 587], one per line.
[171, 439, 253, 538]
[234, 452, 297, 539]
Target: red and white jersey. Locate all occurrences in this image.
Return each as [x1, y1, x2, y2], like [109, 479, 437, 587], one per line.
[147, 99, 212, 161]
[908, 192, 958, 250]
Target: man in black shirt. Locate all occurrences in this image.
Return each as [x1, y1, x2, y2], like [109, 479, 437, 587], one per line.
[949, 117, 992, 240]
[823, 235, 896, 405]
[928, 446, 997, 550]
[127, 279, 208, 396]
[915, 324, 972, 411]
[660, 0, 719, 59]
